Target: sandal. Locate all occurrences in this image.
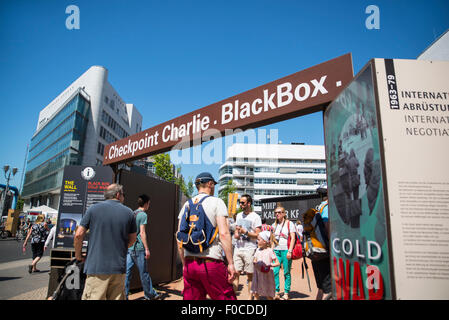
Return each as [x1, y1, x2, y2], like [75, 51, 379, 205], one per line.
[274, 293, 281, 300]
[282, 293, 290, 300]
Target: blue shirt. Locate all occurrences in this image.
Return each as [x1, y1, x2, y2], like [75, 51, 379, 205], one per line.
[81, 199, 137, 275]
[318, 200, 328, 223]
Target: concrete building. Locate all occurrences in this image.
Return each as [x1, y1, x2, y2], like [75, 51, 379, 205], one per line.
[219, 143, 326, 213]
[22, 66, 142, 210]
[417, 29, 449, 61]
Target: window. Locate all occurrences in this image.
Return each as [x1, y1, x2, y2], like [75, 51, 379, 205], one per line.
[97, 142, 105, 156]
[99, 126, 118, 144]
[101, 110, 129, 139]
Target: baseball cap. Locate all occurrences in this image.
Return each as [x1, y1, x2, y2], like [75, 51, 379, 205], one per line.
[195, 172, 218, 185]
[259, 230, 271, 243]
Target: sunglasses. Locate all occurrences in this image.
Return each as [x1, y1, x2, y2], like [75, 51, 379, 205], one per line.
[239, 202, 247, 205]
[274, 211, 283, 214]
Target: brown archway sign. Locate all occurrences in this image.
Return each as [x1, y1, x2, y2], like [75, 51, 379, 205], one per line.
[103, 53, 354, 176]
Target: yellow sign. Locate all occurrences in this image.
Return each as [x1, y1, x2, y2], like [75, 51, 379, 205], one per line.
[6, 209, 19, 234]
[227, 193, 239, 217]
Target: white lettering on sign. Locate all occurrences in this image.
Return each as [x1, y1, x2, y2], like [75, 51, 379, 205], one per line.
[332, 238, 382, 261]
[221, 76, 328, 125]
[103, 53, 353, 165]
[108, 131, 160, 160]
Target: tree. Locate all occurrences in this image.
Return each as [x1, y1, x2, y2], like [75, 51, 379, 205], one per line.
[175, 168, 188, 197]
[218, 179, 237, 205]
[153, 153, 175, 183]
[16, 197, 24, 211]
[186, 177, 195, 198]
[153, 153, 194, 198]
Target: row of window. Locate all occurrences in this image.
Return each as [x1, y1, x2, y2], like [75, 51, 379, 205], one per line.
[254, 189, 314, 196]
[30, 95, 89, 151]
[22, 150, 82, 197]
[230, 157, 325, 164]
[254, 178, 297, 185]
[220, 166, 326, 175]
[101, 110, 129, 140]
[105, 95, 127, 115]
[27, 117, 88, 173]
[27, 133, 73, 171]
[219, 167, 233, 175]
[104, 95, 132, 130]
[99, 126, 118, 144]
[29, 113, 75, 161]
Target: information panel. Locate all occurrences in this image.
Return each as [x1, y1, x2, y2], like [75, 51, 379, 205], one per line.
[375, 59, 449, 299]
[324, 63, 393, 300]
[55, 165, 113, 248]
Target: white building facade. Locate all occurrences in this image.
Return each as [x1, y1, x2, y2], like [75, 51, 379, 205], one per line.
[22, 66, 142, 210]
[219, 143, 326, 213]
[417, 29, 449, 61]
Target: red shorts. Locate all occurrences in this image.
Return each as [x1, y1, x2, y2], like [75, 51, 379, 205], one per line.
[183, 258, 236, 300]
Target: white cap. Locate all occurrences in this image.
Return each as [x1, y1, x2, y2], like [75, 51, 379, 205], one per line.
[259, 230, 271, 242]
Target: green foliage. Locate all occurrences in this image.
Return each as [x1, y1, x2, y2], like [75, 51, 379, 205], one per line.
[218, 179, 236, 205]
[153, 153, 194, 198]
[16, 197, 24, 211]
[153, 153, 175, 183]
[186, 177, 195, 198]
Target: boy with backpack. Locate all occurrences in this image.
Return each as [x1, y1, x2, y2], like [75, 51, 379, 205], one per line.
[124, 194, 160, 300]
[176, 172, 237, 300]
[303, 187, 332, 300]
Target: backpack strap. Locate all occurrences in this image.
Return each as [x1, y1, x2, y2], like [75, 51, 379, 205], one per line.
[313, 214, 329, 251]
[177, 200, 194, 249]
[197, 195, 210, 205]
[319, 201, 328, 214]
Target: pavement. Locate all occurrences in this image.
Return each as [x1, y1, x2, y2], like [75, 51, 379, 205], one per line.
[0, 256, 51, 300]
[3, 258, 319, 300]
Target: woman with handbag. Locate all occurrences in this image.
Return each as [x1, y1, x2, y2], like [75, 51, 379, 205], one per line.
[271, 206, 296, 300]
[23, 214, 49, 273]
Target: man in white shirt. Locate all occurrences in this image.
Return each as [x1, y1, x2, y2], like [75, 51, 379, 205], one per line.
[233, 194, 262, 300]
[176, 172, 237, 300]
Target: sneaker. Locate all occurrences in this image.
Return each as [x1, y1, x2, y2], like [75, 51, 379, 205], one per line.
[145, 290, 161, 300]
[152, 293, 161, 300]
[151, 290, 162, 300]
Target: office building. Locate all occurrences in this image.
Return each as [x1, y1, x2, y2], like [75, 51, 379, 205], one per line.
[218, 143, 326, 213]
[22, 66, 142, 210]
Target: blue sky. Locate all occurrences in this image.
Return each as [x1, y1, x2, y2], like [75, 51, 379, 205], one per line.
[0, 0, 448, 192]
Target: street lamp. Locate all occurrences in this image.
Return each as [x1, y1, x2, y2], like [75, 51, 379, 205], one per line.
[1, 165, 18, 217]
